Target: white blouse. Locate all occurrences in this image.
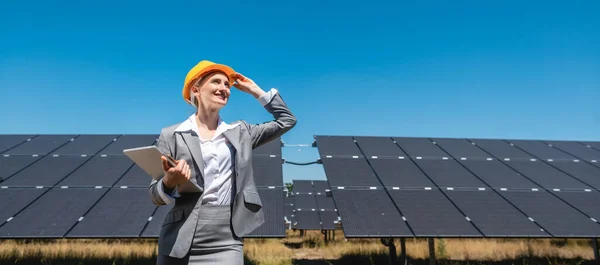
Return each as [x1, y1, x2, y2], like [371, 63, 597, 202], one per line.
[157, 88, 278, 205]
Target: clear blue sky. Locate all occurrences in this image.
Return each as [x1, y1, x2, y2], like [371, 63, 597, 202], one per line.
[1, 0, 598, 182]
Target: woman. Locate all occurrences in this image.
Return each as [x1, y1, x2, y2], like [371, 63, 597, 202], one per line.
[149, 60, 296, 264]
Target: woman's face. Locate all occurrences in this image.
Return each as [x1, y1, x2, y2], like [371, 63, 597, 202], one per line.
[192, 72, 231, 110]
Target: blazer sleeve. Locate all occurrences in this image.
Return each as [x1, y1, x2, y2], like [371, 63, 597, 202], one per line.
[148, 128, 180, 206]
[243, 89, 297, 150]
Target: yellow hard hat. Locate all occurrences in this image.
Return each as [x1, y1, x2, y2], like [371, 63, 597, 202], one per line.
[182, 60, 236, 104]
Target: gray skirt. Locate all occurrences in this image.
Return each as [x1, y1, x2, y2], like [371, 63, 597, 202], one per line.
[157, 204, 243, 265]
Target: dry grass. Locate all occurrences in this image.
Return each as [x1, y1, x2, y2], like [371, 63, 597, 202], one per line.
[0, 231, 597, 265]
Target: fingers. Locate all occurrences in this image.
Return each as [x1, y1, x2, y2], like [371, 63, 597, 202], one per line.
[161, 156, 169, 171]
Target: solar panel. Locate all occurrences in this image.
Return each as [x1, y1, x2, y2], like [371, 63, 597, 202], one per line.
[58, 155, 133, 187]
[3, 135, 75, 155]
[284, 204, 295, 222]
[252, 157, 283, 187]
[552, 191, 600, 221]
[114, 164, 151, 187]
[501, 190, 600, 237]
[252, 137, 281, 157]
[292, 180, 313, 194]
[2, 155, 90, 187]
[431, 138, 491, 159]
[414, 159, 487, 189]
[245, 188, 285, 237]
[66, 188, 157, 237]
[312, 180, 331, 194]
[316, 195, 336, 211]
[0, 187, 106, 238]
[331, 189, 412, 237]
[458, 159, 540, 190]
[315, 136, 362, 157]
[320, 157, 381, 188]
[53, 135, 118, 155]
[293, 211, 321, 230]
[294, 194, 317, 210]
[504, 160, 591, 190]
[141, 204, 173, 237]
[581, 141, 600, 151]
[0, 188, 47, 224]
[547, 161, 600, 190]
[284, 195, 294, 206]
[354, 136, 407, 158]
[469, 139, 534, 160]
[444, 190, 548, 237]
[368, 158, 435, 188]
[393, 137, 449, 159]
[0, 156, 40, 181]
[319, 211, 339, 230]
[545, 141, 600, 161]
[0, 135, 34, 153]
[389, 189, 482, 237]
[509, 140, 576, 161]
[100, 135, 158, 155]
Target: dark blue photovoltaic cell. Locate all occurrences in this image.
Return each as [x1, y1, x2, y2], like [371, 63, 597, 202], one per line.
[141, 204, 173, 237]
[581, 142, 600, 151]
[251, 157, 283, 187]
[293, 180, 314, 193]
[53, 135, 118, 155]
[444, 190, 548, 237]
[58, 155, 133, 187]
[469, 139, 534, 160]
[0, 188, 106, 238]
[114, 164, 150, 187]
[245, 188, 285, 237]
[3, 135, 75, 155]
[393, 137, 449, 158]
[501, 190, 600, 237]
[545, 141, 600, 161]
[552, 191, 600, 221]
[252, 137, 281, 156]
[316, 195, 336, 211]
[320, 158, 381, 188]
[100, 135, 158, 155]
[459, 160, 540, 190]
[548, 161, 600, 190]
[432, 138, 491, 159]
[0, 156, 40, 180]
[284, 205, 295, 221]
[332, 190, 412, 237]
[294, 211, 321, 230]
[284, 195, 294, 206]
[294, 194, 318, 210]
[509, 140, 576, 161]
[414, 159, 487, 189]
[319, 211, 339, 230]
[354, 136, 407, 158]
[3, 155, 90, 187]
[315, 136, 362, 157]
[368, 158, 435, 188]
[67, 188, 157, 237]
[389, 190, 482, 237]
[312, 180, 331, 194]
[0, 188, 47, 223]
[505, 160, 591, 190]
[0, 135, 34, 153]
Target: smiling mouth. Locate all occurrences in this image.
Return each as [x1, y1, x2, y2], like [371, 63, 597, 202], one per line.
[215, 93, 227, 101]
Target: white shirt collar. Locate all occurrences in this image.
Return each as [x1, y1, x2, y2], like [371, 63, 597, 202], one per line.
[174, 113, 239, 141]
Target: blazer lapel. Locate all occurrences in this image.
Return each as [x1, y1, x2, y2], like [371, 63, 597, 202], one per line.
[180, 132, 204, 179]
[222, 125, 241, 193]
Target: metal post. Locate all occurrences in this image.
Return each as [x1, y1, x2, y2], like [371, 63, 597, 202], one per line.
[593, 238, 599, 262]
[381, 238, 397, 265]
[428, 238, 436, 265]
[400, 238, 407, 265]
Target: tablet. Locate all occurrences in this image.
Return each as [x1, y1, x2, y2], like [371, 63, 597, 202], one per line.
[123, 145, 167, 180]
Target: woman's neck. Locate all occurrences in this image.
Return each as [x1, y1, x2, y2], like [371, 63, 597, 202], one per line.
[195, 107, 220, 131]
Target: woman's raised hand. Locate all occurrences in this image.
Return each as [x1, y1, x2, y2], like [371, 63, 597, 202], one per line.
[161, 156, 191, 188]
[233, 73, 266, 99]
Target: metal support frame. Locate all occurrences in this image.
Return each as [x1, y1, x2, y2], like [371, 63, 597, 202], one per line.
[593, 238, 599, 262]
[400, 238, 406, 265]
[381, 238, 397, 265]
[428, 238, 436, 265]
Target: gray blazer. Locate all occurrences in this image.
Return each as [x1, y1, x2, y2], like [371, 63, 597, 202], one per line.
[149, 92, 296, 258]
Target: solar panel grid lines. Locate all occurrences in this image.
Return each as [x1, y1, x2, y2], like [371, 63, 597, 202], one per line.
[550, 190, 600, 222]
[314, 135, 363, 158]
[252, 137, 282, 157]
[581, 141, 600, 151]
[507, 139, 578, 161]
[140, 203, 173, 237]
[0, 187, 49, 227]
[543, 140, 600, 162]
[1, 135, 77, 156]
[245, 187, 286, 237]
[2, 155, 94, 188]
[52, 135, 120, 156]
[0, 135, 36, 154]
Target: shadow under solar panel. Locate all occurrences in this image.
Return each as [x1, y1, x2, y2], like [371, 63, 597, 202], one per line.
[0, 187, 106, 238]
[389, 189, 482, 237]
[2, 155, 90, 187]
[245, 188, 285, 237]
[332, 189, 412, 237]
[66, 188, 157, 237]
[501, 190, 600, 237]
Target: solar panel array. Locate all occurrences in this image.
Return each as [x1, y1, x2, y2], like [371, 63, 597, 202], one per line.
[290, 180, 339, 231]
[0, 134, 285, 238]
[315, 135, 600, 238]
